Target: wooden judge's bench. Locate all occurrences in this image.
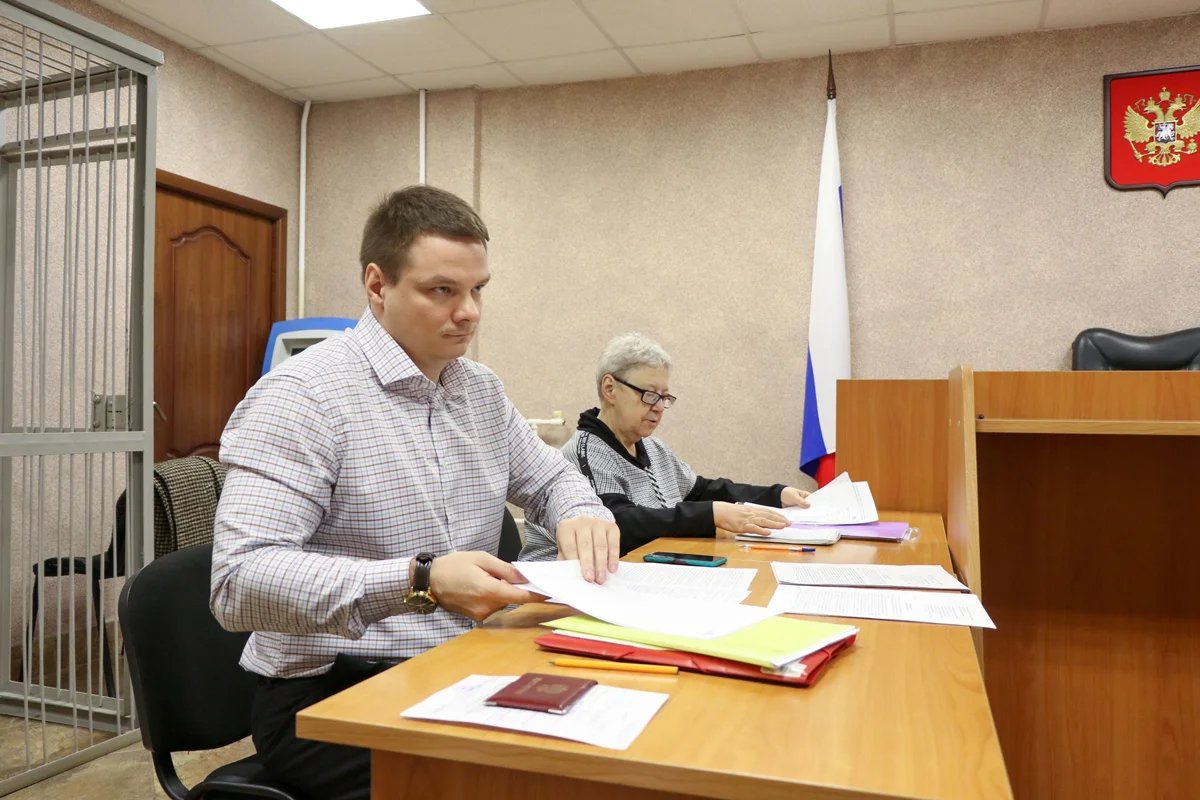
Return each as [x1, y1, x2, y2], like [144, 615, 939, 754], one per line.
[836, 368, 1200, 800]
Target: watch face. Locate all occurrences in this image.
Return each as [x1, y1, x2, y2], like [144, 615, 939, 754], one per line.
[405, 591, 438, 614]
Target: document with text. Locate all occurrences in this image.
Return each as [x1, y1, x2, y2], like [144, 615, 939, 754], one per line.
[402, 674, 670, 750]
[515, 560, 775, 639]
[771, 563, 969, 592]
[768, 585, 996, 628]
[745, 472, 878, 525]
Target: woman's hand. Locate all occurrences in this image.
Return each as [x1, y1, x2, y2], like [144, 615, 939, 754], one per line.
[713, 502, 788, 535]
[780, 487, 811, 507]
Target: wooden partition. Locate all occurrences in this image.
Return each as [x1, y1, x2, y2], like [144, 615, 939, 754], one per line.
[949, 370, 1200, 800]
[945, 366, 980, 598]
[840, 370, 1200, 800]
[835, 378, 948, 518]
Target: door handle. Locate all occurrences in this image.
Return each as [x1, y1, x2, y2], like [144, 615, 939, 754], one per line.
[153, 401, 167, 422]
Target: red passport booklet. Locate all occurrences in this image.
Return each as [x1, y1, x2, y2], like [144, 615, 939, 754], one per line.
[484, 672, 597, 714]
[534, 633, 855, 687]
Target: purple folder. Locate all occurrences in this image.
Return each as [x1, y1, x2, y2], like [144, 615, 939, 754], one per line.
[821, 521, 911, 542]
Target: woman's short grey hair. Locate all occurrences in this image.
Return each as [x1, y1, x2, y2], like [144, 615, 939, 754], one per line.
[595, 333, 672, 400]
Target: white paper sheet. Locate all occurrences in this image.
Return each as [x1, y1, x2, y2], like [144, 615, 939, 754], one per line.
[515, 560, 776, 639]
[768, 585, 996, 628]
[745, 472, 878, 525]
[770, 563, 969, 591]
[401, 674, 670, 750]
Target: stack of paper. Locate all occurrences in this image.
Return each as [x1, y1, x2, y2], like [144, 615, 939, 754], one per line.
[546, 614, 858, 672]
[515, 560, 773, 639]
[743, 472, 879, 527]
[768, 585, 995, 628]
[771, 563, 969, 591]
[737, 473, 900, 546]
[767, 563, 995, 628]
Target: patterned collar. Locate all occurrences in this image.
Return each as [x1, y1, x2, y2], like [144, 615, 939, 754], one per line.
[577, 407, 650, 468]
[352, 308, 468, 400]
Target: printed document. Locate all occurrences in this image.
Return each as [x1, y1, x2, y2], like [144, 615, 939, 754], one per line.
[515, 560, 775, 639]
[745, 472, 878, 525]
[771, 563, 969, 591]
[768, 585, 996, 628]
[402, 674, 669, 750]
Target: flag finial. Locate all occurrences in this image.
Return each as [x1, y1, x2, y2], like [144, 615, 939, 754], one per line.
[826, 50, 836, 100]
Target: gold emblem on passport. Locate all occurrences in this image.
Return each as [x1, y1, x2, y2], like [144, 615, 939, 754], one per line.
[1123, 87, 1200, 167]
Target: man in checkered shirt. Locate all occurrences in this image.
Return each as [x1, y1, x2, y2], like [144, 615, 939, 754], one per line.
[210, 185, 619, 800]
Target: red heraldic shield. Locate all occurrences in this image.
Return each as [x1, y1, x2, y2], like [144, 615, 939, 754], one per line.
[1105, 65, 1200, 195]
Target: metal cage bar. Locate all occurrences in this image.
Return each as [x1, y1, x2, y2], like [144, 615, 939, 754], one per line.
[0, 0, 159, 792]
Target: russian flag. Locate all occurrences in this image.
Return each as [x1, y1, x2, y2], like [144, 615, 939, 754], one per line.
[799, 67, 850, 488]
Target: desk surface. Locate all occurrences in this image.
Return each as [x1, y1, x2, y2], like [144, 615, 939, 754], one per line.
[298, 512, 1011, 800]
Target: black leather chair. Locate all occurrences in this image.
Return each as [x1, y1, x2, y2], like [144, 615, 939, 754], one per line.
[1072, 327, 1200, 371]
[118, 543, 302, 800]
[498, 508, 522, 563]
[27, 456, 227, 697]
[28, 492, 127, 697]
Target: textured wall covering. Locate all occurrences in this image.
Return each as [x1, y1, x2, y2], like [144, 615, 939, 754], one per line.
[61, 0, 302, 315]
[304, 15, 1199, 490]
[304, 95, 421, 317]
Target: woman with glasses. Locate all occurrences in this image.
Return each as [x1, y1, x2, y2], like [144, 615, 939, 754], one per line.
[520, 332, 811, 559]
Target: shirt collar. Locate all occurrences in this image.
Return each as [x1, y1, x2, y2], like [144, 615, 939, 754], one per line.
[353, 308, 469, 402]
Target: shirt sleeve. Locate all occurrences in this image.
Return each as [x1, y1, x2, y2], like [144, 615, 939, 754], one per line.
[516, 520, 559, 561]
[684, 476, 786, 506]
[503, 397, 613, 533]
[209, 373, 413, 639]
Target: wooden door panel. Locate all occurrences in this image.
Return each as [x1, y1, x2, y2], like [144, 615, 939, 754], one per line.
[154, 175, 285, 462]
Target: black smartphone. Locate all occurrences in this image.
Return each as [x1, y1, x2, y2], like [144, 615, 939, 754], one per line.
[642, 552, 728, 567]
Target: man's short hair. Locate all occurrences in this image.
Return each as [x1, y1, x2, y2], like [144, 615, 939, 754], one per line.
[359, 185, 489, 283]
[595, 332, 672, 400]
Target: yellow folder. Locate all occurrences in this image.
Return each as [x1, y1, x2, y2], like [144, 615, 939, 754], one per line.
[545, 614, 857, 669]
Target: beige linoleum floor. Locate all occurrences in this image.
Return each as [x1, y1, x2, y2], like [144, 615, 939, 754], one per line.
[1, 717, 254, 800]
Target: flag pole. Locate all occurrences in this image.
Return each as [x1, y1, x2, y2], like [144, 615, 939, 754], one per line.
[826, 50, 836, 100]
[799, 49, 850, 487]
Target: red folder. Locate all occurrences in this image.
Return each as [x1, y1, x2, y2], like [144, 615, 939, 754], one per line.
[534, 632, 855, 687]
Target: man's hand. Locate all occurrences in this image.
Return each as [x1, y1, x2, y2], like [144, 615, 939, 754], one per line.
[426, 551, 543, 622]
[554, 516, 620, 584]
[780, 487, 811, 508]
[713, 501, 788, 536]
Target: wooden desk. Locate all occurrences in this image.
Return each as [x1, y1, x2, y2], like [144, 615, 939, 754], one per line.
[838, 370, 1200, 800]
[297, 512, 1011, 800]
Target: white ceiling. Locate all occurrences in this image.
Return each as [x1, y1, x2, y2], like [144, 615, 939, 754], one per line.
[91, 0, 1200, 103]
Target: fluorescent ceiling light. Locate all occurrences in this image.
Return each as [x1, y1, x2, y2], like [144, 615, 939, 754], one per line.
[270, 0, 430, 30]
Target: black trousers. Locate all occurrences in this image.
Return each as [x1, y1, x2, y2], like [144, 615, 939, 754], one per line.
[251, 653, 404, 800]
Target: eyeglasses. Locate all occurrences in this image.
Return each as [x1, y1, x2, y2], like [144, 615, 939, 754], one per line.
[612, 376, 677, 408]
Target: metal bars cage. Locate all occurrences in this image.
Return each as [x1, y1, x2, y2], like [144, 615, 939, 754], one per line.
[0, 1, 159, 793]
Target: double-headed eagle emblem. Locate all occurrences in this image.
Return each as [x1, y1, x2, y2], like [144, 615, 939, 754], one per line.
[1123, 87, 1200, 167]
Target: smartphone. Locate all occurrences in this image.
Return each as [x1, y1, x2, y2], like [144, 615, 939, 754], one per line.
[643, 551, 728, 567]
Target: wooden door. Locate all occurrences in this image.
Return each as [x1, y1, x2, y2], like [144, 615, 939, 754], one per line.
[154, 171, 285, 462]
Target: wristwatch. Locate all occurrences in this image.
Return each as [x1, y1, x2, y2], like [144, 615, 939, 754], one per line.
[402, 552, 438, 614]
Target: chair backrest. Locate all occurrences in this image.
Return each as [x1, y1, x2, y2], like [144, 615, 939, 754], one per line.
[1072, 327, 1200, 371]
[119, 543, 256, 754]
[498, 508, 522, 563]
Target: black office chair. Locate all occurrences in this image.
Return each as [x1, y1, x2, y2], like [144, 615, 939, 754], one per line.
[27, 456, 228, 696]
[28, 492, 127, 697]
[118, 543, 302, 800]
[498, 508, 522, 563]
[1072, 327, 1200, 370]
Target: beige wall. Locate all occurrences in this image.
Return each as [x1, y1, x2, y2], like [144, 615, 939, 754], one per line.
[62, 0, 302, 316]
[305, 15, 1200, 490]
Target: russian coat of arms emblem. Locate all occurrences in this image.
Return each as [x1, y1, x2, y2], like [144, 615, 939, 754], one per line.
[1106, 66, 1200, 195]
